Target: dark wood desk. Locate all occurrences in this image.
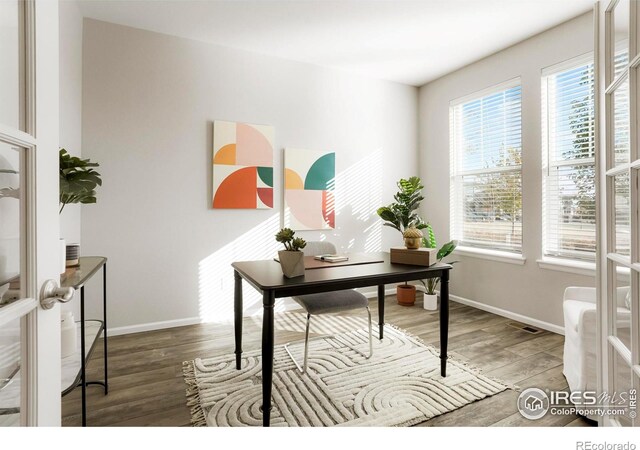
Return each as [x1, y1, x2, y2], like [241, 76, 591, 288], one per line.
[232, 252, 451, 427]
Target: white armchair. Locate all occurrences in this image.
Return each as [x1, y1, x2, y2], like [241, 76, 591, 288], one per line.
[563, 286, 631, 398]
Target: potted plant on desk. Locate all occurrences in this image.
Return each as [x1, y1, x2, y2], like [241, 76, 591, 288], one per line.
[275, 228, 307, 278]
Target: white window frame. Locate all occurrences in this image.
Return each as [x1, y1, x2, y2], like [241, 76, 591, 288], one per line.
[449, 77, 524, 260]
[541, 53, 596, 263]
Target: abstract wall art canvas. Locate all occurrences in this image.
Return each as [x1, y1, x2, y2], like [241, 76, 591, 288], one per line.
[284, 148, 335, 230]
[212, 120, 274, 209]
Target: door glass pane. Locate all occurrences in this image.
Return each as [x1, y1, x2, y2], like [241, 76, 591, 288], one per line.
[0, 317, 21, 426]
[0, 142, 21, 310]
[613, 79, 630, 168]
[614, 171, 630, 256]
[613, 263, 631, 350]
[0, 0, 24, 130]
[612, 349, 633, 426]
[614, 0, 630, 79]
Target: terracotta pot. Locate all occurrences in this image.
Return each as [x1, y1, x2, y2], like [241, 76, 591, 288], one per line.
[278, 250, 305, 278]
[396, 284, 416, 306]
[423, 293, 438, 311]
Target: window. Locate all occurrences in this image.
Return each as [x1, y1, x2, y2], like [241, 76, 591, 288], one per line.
[450, 80, 523, 253]
[542, 56, 595, 260]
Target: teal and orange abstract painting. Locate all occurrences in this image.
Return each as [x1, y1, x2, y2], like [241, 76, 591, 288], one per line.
[284, 148, 335, 230]
[212, 120, 274, 209]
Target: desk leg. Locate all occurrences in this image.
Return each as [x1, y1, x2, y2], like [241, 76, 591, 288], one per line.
[103, 263, 108, 394]
[234, 271, 243, 370]
[439, 271, 449, 377]
[261, 290, 275, 427]
[377, 284, 385, 340]
[80, 286, 87, 427]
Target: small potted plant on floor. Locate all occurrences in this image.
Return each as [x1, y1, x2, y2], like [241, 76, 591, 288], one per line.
[421, 240, 458, 310]
[275, 228, 307, 278]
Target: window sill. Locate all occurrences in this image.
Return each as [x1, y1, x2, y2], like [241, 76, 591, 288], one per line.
[537, 257, 596, 277]
[455, 246, 526, 265]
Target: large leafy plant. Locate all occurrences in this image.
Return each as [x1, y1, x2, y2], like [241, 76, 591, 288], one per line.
[377, 176, 430, 234]
[59, 149, 102, 214]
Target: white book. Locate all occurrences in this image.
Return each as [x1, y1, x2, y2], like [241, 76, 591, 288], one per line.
[314, 254, 349, 263]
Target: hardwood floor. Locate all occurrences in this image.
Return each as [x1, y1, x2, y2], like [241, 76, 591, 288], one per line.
[61, 296, 594, 427]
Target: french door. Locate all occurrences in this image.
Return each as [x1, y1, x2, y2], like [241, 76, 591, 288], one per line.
[598, 0, 640, 427]
[0, 0, 62, 426]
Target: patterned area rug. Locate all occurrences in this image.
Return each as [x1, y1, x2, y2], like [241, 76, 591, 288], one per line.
[183, 324, 509, 427]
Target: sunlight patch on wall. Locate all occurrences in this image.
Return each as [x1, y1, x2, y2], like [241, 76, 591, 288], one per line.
[198, 214, 281, 323]
[334, 148, 383, 252]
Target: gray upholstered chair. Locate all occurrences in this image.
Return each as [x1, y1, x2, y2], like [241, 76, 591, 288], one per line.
[284, 241, 373, 373]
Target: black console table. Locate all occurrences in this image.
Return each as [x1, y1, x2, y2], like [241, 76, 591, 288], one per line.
[60, 256, 108, 427]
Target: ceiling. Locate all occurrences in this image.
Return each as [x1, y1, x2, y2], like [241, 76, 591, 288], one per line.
[77, 0, 594, 86]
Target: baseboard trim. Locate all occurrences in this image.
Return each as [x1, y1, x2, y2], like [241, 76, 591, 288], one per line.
[448, 293, 565, 335]
[361, 287, 398, 298]
[107, 317, 202, 337]
[107, 289, 564, 337]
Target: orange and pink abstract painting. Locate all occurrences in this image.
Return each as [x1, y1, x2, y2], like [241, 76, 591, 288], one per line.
[212, 120, 274, 209]
[284, 148, 335, 230]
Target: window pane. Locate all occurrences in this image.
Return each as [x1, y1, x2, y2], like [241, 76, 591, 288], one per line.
[613, 79, 630, 167]
[459, 86, 521, 172]
[460, 171, 522, 252]
[451, 83, 522, 253]
[545, 164, 596, 257]
[0, 142, 21, 310]
[543, 61, 595, 260]
[614, 171, 630, 257]
[0, 0, 24, 130]
[0, 317, 21, 426]
[613, 0, 630, 79]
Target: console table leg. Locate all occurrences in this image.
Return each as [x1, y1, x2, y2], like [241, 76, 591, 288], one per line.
[80, 286, 87, 427]
[234, 271, 243, 370]
[377, 284, 385, 340]
[103, 263, 108, 394]
[439, 271, 449, 377]
[261, 290, 275, 427]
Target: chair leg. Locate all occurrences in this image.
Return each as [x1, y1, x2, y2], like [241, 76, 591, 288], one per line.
[283, 313, 312, 374]
[366, 306, 373, 359]
[302, 313, 312, 373]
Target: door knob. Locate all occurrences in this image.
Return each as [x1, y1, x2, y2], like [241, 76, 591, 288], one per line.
[40, 279, 74, 310]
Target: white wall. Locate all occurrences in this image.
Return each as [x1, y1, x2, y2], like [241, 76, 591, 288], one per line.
[81, 19, 418, 331]
[418, 12, 595, 330]
[59, 0, 83, 245]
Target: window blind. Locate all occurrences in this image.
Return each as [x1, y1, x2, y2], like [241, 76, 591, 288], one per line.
[542, 58, 595, 260]
[450, 81, 522, 253]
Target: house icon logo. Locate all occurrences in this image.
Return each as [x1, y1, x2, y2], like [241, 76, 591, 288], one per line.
[517, 388, 550, 420]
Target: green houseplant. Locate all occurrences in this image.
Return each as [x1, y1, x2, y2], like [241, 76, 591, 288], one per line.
[376, 176, 435, 248]
[275, 228, 307, 278]
[378, 176, 437, 305]
[422, 240, 458, 310]
[59, 148, 102, 214]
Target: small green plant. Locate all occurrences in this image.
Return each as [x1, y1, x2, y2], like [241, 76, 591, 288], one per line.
[422, 240, 459, 295]
[59, 148, 102, 214]
[275, 228, 307, 252]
